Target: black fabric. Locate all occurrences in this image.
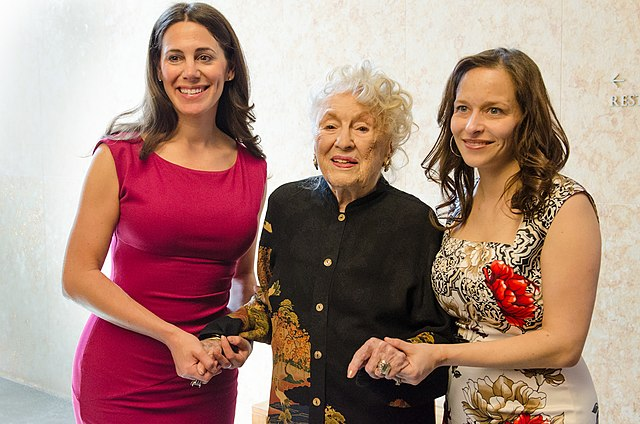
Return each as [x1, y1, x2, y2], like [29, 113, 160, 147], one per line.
[201, 176, 456, 423]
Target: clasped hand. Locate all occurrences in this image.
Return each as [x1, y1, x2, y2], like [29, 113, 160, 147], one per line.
[347, 337, 439, 386]
[167, 331, 252, 386]
[196, 335, 252, 378]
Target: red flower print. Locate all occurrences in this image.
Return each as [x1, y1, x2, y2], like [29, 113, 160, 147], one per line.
[509, 413, 551, 424]
[483, 260, 536, 327]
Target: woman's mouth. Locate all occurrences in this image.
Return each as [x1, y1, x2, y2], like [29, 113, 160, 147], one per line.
[331, 156, 358, 167]
[463, 139, 493, 148]
[179, 86, 208, 95]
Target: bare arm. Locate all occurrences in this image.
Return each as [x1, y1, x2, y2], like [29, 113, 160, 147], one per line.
[228, 181, 267, 311]
[350, 193, 601, 383]
[62, 144, 217, 382]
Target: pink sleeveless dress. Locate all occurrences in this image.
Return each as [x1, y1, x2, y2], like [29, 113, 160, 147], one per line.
[72, 137, 266, 423]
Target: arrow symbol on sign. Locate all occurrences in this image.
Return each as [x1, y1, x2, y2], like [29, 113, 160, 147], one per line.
[612, 74, 625, 87]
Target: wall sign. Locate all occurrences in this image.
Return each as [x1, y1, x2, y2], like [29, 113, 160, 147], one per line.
[610, 74, 638, 107]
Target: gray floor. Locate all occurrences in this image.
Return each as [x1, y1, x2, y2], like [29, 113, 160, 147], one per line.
[0, 378, 75, 423]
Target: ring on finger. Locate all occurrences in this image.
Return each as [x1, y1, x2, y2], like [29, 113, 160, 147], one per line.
[393, 376, 402, 386]
[376, 359, 391, 377]
[190, 380, 202, 388]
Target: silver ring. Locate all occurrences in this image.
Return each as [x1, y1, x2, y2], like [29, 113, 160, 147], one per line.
[190, 380, 202, 388]
[393, 376, 402, 386]
[376, 359, 391, 377]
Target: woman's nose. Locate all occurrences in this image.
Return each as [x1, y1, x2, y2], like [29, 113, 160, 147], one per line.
[465, 112, 484, 133]
[334, 127, 354, 149]
[182, 60, 201, 79]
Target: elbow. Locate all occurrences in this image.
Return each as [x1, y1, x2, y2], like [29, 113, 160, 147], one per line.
[61, 277, 74, 300]
[538, 329, 586, 368]
[551, 344, 584, 368]
[61, 268, 80, 301]
[558, 351, 582, 368]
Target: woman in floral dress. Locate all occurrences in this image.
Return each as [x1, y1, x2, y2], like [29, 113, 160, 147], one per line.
[349, 48, 600, 423]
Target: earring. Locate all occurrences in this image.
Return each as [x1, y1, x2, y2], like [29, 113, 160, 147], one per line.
[383, 157, 391, 172]
[313, 154, 318, 170]
[449, 136, 461, 158]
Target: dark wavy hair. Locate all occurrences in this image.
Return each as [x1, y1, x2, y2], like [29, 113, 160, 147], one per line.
[422, 47, 569, 228]
[105, 2, 264, 159]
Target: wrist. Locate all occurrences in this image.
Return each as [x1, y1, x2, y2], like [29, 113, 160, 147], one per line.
[159, 324, 187, 347]
[434, 343, 449, 368]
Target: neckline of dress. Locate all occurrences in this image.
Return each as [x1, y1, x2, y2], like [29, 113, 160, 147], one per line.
[445, 217, 525, 247]
[151, 144, 241, 174]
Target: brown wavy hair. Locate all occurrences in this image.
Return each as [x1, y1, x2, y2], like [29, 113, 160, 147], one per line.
[105, 2, 264, 160]
[422, 48, 569, 228]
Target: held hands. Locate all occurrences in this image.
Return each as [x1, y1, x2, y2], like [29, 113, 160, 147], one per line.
[347, 337, 440, 386]
[346, 337, 409, 383]
[165, 330, 221, 386]
[198, 335, 252, 375]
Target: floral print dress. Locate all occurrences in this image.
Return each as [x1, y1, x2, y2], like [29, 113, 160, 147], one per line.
[432, 175, 599, 424]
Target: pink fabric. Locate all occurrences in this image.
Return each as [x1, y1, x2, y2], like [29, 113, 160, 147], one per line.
[72, 138, 266, 423]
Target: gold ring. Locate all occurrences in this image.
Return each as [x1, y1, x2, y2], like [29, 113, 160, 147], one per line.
[191, 380, 202, 388]
[376, 359, 391, 377]
[394, 376, 402, 386]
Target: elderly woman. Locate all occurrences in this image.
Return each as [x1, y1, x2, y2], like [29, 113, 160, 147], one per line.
[199, 62, 454, 423]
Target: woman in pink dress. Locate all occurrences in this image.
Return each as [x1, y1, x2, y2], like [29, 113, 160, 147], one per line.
[62, 3, 266, 423]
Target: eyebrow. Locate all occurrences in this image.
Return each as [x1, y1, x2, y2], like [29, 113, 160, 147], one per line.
[163, 47, 218, 55]
[454, 98, 513, 108]
[321, 110, 374, 121]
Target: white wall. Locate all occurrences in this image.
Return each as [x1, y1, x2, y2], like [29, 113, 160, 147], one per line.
[1, 1, 638, 422]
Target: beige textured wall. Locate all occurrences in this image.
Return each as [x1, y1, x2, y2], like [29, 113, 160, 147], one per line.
[1, 1, 638, 422]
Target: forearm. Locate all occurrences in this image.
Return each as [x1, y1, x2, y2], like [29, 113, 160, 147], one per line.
[63, 268, 182, 345]
[439, 327, 587, 370]
[200, 296, 271, 343]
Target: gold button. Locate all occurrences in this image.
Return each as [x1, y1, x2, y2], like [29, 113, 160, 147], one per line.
[323, 258, 332, 267]
[314, 350, 322, 359]
[312, 397, 321, 407]
[316, 303, 324, 312]
[338, 213, 346, 222]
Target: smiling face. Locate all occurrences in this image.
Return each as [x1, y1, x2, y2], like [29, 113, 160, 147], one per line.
[158, 21, 234, 122]
[450, 66, 522, 174]
[315, 93, 390, 208]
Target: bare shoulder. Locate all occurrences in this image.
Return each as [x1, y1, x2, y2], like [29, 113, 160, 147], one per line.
[552, 192, 599, 232]
[545, 192, 601, 258]
[87, 143, 118, 183]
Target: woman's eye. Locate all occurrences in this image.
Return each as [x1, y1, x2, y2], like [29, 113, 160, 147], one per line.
[454, 105, 467, 113]
[355, 126, 370, 133]
[488, 107, 502, 115]
[198, 54, 213, 62]
[322, 124, 337, 130]
[167, 55, 181, 62]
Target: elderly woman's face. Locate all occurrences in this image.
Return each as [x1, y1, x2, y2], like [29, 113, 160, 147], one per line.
[315, 93, 390, 202]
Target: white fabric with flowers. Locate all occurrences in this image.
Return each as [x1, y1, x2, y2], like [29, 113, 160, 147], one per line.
[432, 175, 599, 424]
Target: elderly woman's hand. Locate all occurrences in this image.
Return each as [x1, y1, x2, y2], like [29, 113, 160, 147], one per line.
[198, 335, 253, 374]
[380, 337, 442, 386]
[347, 337, 409, 382]
[165, 330, 220, 386]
